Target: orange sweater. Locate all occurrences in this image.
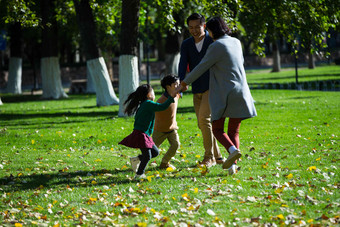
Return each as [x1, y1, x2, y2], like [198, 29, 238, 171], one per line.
[154, 93, 179, 132]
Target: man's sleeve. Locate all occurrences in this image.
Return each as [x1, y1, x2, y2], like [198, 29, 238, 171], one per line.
[178, 42, 188, 81]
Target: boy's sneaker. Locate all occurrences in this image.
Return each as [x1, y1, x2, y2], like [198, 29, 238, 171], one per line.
[130, 156, 140, 173]
[199, 157, 216, 168]
[215, 157, 226, 164]
[159, 162, 176, 170]
[228, 164, 237, 175]
[223, 150, 241, 169]
[134, 174, 146, 180]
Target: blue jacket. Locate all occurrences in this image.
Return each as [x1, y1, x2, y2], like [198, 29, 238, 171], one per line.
[178, 31, 213, 94]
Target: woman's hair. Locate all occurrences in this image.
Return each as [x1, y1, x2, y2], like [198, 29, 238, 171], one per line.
[206, 16, 231, 40]
[161, 74, 179, 90]
[187, 13, 205, 26]
[124, 84, 153, 116]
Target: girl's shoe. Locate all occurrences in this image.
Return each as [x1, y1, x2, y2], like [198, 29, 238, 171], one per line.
[223, 150, 241, 169]
[228, 164, 237, 175]
[134, 174, 146, 180]
[130, 156, 140, 173]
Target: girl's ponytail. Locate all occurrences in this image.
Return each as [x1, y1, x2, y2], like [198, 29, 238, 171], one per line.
[124, 84, 152, 116]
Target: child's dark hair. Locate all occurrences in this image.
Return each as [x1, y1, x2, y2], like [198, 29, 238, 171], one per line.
[161, 74, 179, 90]
[187, 13, 205, 26]
[124, 84, 153, 116]
[206, 16, 231, 39]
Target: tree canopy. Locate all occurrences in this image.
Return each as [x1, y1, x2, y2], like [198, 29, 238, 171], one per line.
[1, 0, 339, 61]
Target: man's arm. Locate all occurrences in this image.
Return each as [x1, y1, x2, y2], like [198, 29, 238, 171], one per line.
[178, 41, 188, 82]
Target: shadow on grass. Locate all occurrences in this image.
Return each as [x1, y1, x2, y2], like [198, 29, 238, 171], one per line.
[288, 96, 319, 99]
[0, 111, 119, 127]
[177, 106, 195, 113]
[0, 163, 228, 192]
[0, 168, 133, 191]
[1, 94, 96, 103]
[0, 111, 118, 121]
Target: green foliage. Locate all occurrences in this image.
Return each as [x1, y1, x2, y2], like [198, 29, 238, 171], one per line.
[239, 0, 340, 56]
[1, 0, 338, 59]
[285, 0, 339, 54]
[2, 0, 40, 27]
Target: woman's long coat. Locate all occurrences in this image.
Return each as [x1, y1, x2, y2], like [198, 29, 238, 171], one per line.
[183, 35, 257, 121]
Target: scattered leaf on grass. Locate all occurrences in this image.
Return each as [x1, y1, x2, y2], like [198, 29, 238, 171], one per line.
[207, 209, 216, 216]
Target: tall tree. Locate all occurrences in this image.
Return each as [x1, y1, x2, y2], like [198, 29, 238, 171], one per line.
[73, 0, 119, 106]
[118, 0, 140, 116]
[239, 0, 284, 72]
[6, 22, 23, 94]
[40, 0, 68, 99]
[284, 0, 339, 69]
[239, 0, 339, 69]
[1, 0, 39, 94]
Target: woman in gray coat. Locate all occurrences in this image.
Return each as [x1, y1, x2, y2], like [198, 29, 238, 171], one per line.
[178, 17, 257, 174]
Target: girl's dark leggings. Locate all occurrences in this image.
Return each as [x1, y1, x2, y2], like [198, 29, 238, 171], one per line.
[136, 144, 159, 175]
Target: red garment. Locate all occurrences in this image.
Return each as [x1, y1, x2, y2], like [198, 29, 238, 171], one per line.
[212, 117, 242, 151]
[119, 130, 155, 149]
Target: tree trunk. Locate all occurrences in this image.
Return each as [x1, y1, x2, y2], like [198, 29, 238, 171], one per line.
[6, 22, 23, 94]
[118, 55, 139, 116]
[165, 53, 180, 75]
[7, 57, 22, 94]
[41, 57, 67, 99]
[164, 27, 182, 75]
[73, 0, 118, 106]
[272, 41, 281, 72]
[118, 0, 140, 117]
[86, 67, 96, 93]
[308, 52, 315, 69]
[87, 57, 118, 105]
[41, 0, 67, 99]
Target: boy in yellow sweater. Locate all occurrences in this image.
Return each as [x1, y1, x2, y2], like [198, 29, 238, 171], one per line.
[153, 74, 181, 170]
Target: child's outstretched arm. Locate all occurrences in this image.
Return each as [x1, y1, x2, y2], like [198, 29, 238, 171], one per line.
[148, 96, 175, 112]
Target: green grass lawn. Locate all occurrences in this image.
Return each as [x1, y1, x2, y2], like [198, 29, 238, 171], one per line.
[246, 65, 340, 84]
[0, 73, 339, 225]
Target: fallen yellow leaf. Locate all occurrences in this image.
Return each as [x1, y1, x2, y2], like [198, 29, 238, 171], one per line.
[166, 167, 174, 172]
[188, 205, 195, 210]
[277, 214, 285, 220]
[275, 187, 284, 194]
[147, 175, 153, 182]
[286, 173, 293, 179]
[307, 166, 317, 171]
